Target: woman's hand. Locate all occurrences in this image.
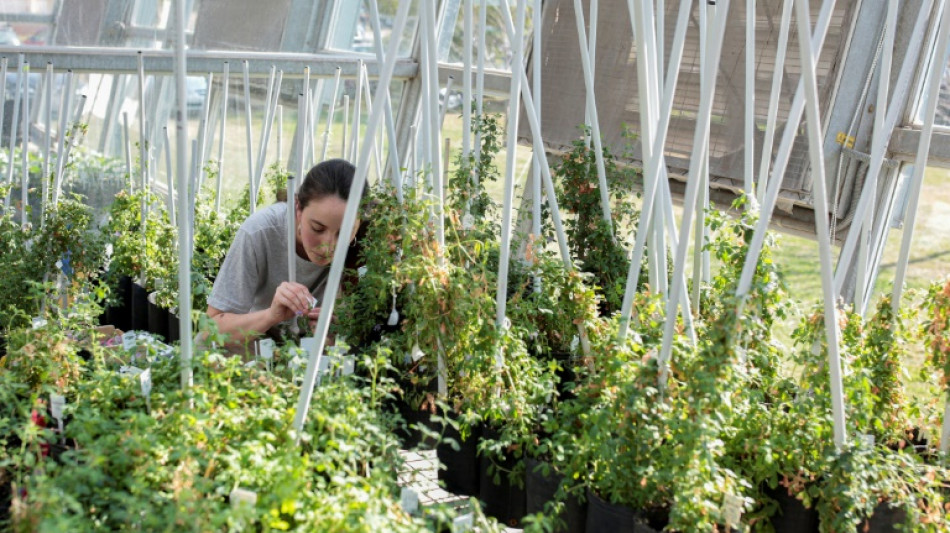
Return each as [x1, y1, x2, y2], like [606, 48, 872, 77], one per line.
[269, 281, 316, 325]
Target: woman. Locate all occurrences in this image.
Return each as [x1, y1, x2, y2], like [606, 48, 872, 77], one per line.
[207, 158, 362, 347]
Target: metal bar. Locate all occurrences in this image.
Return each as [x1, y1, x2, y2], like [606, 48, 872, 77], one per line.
[367, 0, 403, 201]
[243, 60, 256, 213]
[138, 52, 149, 197]
[255, 68, 283, 200]
[341, 94, 349, 159]
[174, 0, 193, 391]
[4, 56, 22, 210]
[195, 71, 213, 192]
[320, 67, 342, 161]
[164, 126, 175, 225]
[463, 0, 473, 161]
[757, 0, 793, 206]
[350, 60, 363, 162]
[532, 0, 542, 285]
[20, 61, 30, 227]
[215, 61, 229, 214]
[41, 62, 52, 220]
[794, 0, 847, 450]
[51, 70, 72, 207]
[292, 0, 413, 436]
[0, 46, 418, 78]
[745, 0, 755, 197]
[475, 0, 487, 162]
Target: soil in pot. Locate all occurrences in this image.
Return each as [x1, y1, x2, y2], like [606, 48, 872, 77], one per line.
[764, 485, 819, 533]
[585, 488, 668, 533]
[525, 457, 587, 533]
[436, 412, 480, 497]
[478, 425, 526, 528]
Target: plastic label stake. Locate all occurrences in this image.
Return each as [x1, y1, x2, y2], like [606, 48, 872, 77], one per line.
[721, 494, 743, 530]
[50, 393, 65, 442]
[31, 317, 47, 329]
[259, 338, 275, 372]
[140, 368, 152, 413]
[452, 514, 473, 532]
[229, 487, 258, 508]
[400, 487, 419, 515]
[122, 331, 137, 351]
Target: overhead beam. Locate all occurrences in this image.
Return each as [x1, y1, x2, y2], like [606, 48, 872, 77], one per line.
[890, 126, 950, 167]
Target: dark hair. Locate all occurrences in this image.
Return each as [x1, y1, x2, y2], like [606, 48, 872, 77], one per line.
[297, 158, 360, 208]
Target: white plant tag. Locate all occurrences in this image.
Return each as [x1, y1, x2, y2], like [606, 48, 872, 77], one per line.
[31, 317, 47, 329]
[570, 335, 580, 352]
[461, 213, 475, 230]
[122, 331, 137, 351]
[357, 266, 368, 278]
[229, 487, 258, 508]
[387, 308, 400, 327]
[259, 339, 275, 361]
[119, 365, 144, 377]
[316, 352, 332, 384]
[410, 343, 425, 363]
[721, 494, 743, 529]
[300, 337, 318, 356]
[452, 513, 474, 533]
[400, 487, 419, 515]
[860, 433, 876, 447]
[341, 355, 355, 376]
[50, 393, 65, 421]
[140, 368, 152, 398]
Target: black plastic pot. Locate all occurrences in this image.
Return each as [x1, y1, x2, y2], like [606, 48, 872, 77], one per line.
[103, 275, 133, 331]
[525, 458, 587, 533]
[436, 413, 480, 497]
[147, 294, 170, 341]
[585, 488, 667, 533]
[765, 485, 819, 533]
[860, 502, 907, 533]
[130, 281, 149, 331]
[167, 311, 181, 343]
[478, 426, 526, 527]
[388, 399, 439, 450]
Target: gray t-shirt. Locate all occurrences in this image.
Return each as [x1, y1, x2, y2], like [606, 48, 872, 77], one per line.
[208, 202, 329, 322]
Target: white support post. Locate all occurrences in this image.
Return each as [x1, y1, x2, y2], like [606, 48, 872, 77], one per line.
[757, 0, 793, 207]
[367, 0, 404, 200]
[277, 105, 283, 169]
[243, 60, 256, 213]
[51, 70, 73, 207]
[320, 67, 342, 162]
[293, 0, 413, 436]
[41, 62, 53, 220]
[3, 56, 22, 211]
[215, 61, 229, 214]
[137, 52, 149, 195]
[439, 75, 455, 129]
[794, 0, 847, 450]
[341, 94, 349, 159]
[744, 0, 756, 198]
[893, 0, 950, 316]
[360, 65, 385, 184]
[350, 60, 363, 162]
[174, 0, 193, 391]
[657, 0, 731, 387]
[254, 68, 282, 201]
[463, 0, 473, 162]
[495, 0, 526, 355]
[476, 0, 487, 158]
[532, 0, 542, 288]
[19, 61, 30, 227]
[164, 126, 175, 225]
[571, 0, 613, 231]
[195, 71, 213, 192]
[0, 58, 6, 190]
[424, 0, 445, 267]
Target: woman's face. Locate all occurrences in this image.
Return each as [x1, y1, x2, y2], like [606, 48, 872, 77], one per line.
[295, 196, 361, 266]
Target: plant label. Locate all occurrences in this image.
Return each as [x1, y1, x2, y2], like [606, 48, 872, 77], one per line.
[229, 487, 258, 508]
[451, 513, 473, 532]
[49, 393, 65, 421]
[122, 331, 137, 351]
[721, 494, 743, 529]
[31, 317, 47, 329]
[316, 353, 332, 385]
[860, 433, 875, 447]
[259, 339, 275, 361]
[399, 487, 419, 515]
[461, 213, 475, 230]
[140, 368, 152, 399]
[387, 308, 400, 326]
[119, 366, 144, 377]
[357, 266, 368, 278]
[411, 343, 425, 363]
[300, 337, 318, 357]
[341, 355, 355, 376]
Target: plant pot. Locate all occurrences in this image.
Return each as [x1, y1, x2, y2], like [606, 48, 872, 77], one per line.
[147, 293, 169, 341]
[585, 488, 667, 533]
[436, 412, 480, 497]
[104, 275, 133, 331]
[765, 485, 819, 533]
[859, 502, 907, 533]
[478, 426, 526, 528]
[525, 458, 587, 533]
[130, 281, 149, 331]
[167, 311, 181, 343]
[388, 398, 439, 450]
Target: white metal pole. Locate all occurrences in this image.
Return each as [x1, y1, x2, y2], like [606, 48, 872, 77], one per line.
[3, 56, 23, 210]
[255, 68, 282, 200]
[572, 0, 613, 230]
[51, 70, 73, 207]
[137, 52, 149, 194]
[735, 0, 838, 301]
[439, 75, 455, 129]
[19, 61, 30, 227]
[196, 71, 213, 192]
[0, 58, 6, 183]
[56, 95, 85, 189]
[425, 0, 445, 262]
[215, 61, 229, 214]
[495, 0, 526, 339]
[293, 0, 413, 435]
[360, 67, 384, 183]
[854, 0, 898, 313]
[532, 0, 542, 278]
[744, 0, 756, 198]
[657, 0, 731, 387]
[475, 0, 487, 160]
[164, 126, 175, 225]
[463, 0, 473, 161]
[41, 62, 52, 220]
[174, 0, 193, 391]
[290, 92, 305, 285]
[367, 0, 403, 200]
[243, 60, 256, 213]
[277, 104, 283, 168]
[321, 67, 342, 162]
[794, 0, 847, 449]
[756, 0, 793, 207]
[350, 60, 363, 162]
[341, 94, 349, 159]
[893, 0, 950, 314]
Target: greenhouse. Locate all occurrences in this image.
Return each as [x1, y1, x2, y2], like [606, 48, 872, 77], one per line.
[1, 0, 950, 531]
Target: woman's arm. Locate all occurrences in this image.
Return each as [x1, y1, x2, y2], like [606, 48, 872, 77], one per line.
[207, 281, 319, 345]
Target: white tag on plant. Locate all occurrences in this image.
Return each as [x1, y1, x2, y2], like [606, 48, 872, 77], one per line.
[721, 493, 743, 529]
[259, 339, 275, 361]
[410, 343, 425, 363]
[400, 487, 419, 515]
[229, 487, 258, 508]
[31, 317, 47, 329]
[300, 337, 318, 357]
[387, 308, 400, 327]
[452, 513, 474, 532]
[461, 213, 475, 230]
[119, 366, 144, 377]
[341, 355, 355, 376]
[357, 266, 368, 278]
[50, 393, 66, 421]
[860, 433, 875, 447]
[122, 331, 137, 351]
[140, 368, 152, 398]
